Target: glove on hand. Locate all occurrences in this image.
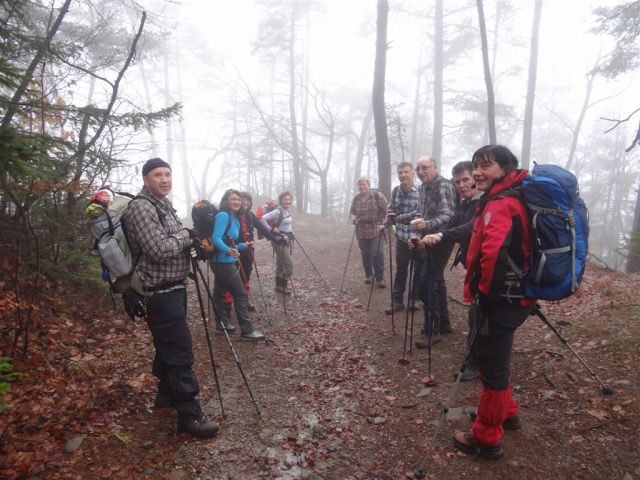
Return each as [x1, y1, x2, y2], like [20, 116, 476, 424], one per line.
[185, 228, 199, 240]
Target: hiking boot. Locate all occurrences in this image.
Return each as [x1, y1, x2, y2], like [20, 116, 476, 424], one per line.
[452, 431, 503, 459]
[376, 279, 386, 288]
[415, 333, 442, 349]
[177, 417, 219, 439]
[364, 276, 374, 284]
[154, 392, 173, 409]
[216, 322, 236, 333]
[385, 302, 405, 315]
[469, 411, 521, 430]
[453, 366, 480, 382]
[241, 330, 265, 341]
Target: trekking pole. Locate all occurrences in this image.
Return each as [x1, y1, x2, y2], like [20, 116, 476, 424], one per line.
[190, 257, 226, 418]
[193, 260, 262, 416]
[339, 227, 356, 293]
[388, 226, 395, 333]
[423, 277, 436, 385]
[399, 252, 414, 365]
[292, 235, 331, 290]
[250, 247, 269, 312]
[237, 260, 271, 343]
[206, 267, 211, 322]
[412, 307, 485, 479]
[534, 305, 613, 395]
[367, 230, 385, 311]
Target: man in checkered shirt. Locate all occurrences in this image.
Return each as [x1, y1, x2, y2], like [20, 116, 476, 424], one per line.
[402, 156, 456, 347]
[385, 161, 421, 314]
[124, 158, 218, 439]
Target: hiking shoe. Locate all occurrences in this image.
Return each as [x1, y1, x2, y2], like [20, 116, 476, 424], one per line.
[453, 431, 503, 459]
[469, 411, 521, 430]
[415, 333, 442, 349]
[154, 392, 173, 409]
[216, 322, 236, 333]
[177, 417, 219, 438]
[376, 279, 386, 288]
[385, 303, 405, 315]
[364, 276, 374, 284]
[241, 330, 265, 341]
[453, 367, 480, 382]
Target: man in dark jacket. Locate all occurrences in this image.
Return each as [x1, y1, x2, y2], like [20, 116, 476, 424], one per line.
[419, 160, 482, 379]
[399, 156, 456, 346]
[124, 158, 218, 439]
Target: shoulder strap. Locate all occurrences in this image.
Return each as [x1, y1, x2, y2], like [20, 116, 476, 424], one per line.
[274, 206, 285, 228]
[131, 195, 165, 227]
[391, 186, 399, 208]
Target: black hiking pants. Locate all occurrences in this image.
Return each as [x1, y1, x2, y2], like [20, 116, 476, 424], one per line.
[393, 238, 422, 305]
[418, 242, 453, 334]
[146, 288, 202, 421]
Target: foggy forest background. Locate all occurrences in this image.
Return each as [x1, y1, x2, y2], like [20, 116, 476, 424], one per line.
[1, 0, 640, 295]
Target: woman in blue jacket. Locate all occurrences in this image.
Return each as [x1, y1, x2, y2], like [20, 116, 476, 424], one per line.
[211, 189, 264, 340]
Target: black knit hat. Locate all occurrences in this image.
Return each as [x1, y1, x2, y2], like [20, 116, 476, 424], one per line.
[142, 158, 171, 176]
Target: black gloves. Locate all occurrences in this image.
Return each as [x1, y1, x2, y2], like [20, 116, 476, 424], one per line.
[185, 228, 199, 240]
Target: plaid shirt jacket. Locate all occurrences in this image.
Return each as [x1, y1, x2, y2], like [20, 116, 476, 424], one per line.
[350, 192, 389, 240]
[389, 184, 420, 243]
[124, 188, 191, 292]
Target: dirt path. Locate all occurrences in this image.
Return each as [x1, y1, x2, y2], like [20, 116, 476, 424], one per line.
[1, 214, 638, 479]
[168, 214, 640, 479]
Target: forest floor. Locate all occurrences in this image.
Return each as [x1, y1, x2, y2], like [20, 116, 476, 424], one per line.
[1, 214, 639, 480]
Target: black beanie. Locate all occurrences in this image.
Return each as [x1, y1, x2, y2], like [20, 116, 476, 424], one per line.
[142, 158, 171, 176]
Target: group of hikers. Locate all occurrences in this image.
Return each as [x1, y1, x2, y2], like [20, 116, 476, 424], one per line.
[123, 145, 536, 460]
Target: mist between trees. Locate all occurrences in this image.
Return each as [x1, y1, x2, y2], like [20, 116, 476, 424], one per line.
[1, 0, 640, 303]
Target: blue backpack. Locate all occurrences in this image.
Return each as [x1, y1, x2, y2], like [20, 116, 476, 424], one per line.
[516, 164, 589, 300]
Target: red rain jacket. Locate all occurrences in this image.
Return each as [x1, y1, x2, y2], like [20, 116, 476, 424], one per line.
[464, 169, 536, 306]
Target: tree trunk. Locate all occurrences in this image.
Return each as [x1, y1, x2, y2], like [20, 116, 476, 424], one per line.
[476, 0, 496, 144]
[354, 108, 373, 201]
[139, 61, 158, 157]
[521, 0, 543, 169]
[410, 49, 422, 165]
[176, 50, 192, 208]
[301, 8, 311, 212]
[566, 70, 596, 171]
[288, 7, 303, 213]
[626, 184, 640, 273]
[372, 0, 391, 199]
[2, 0, 72, 127]
[163, 41, 174, 203]
[432, 0, 444, 161]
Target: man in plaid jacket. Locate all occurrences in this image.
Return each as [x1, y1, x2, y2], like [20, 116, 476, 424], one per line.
[124, 158, 218, 439]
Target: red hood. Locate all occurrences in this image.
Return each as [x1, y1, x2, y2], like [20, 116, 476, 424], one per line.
[487, 169, 529, 197]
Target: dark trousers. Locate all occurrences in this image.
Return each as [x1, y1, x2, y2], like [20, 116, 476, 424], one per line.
[146, 288, 202, 421]
[471, 303, 532, 445]
[474, 304, 532, 390]
[239, 249, 253, 284]
[357, 235, 385, 281]
[212, 262, 255, 334]
[418, 242, 453, 334]
[393, 239, 422, 305]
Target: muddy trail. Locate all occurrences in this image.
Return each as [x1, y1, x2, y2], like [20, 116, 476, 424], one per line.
[1, 214, 638, 479]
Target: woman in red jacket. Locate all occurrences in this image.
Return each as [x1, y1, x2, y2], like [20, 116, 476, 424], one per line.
[453, 145, 536, 459]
